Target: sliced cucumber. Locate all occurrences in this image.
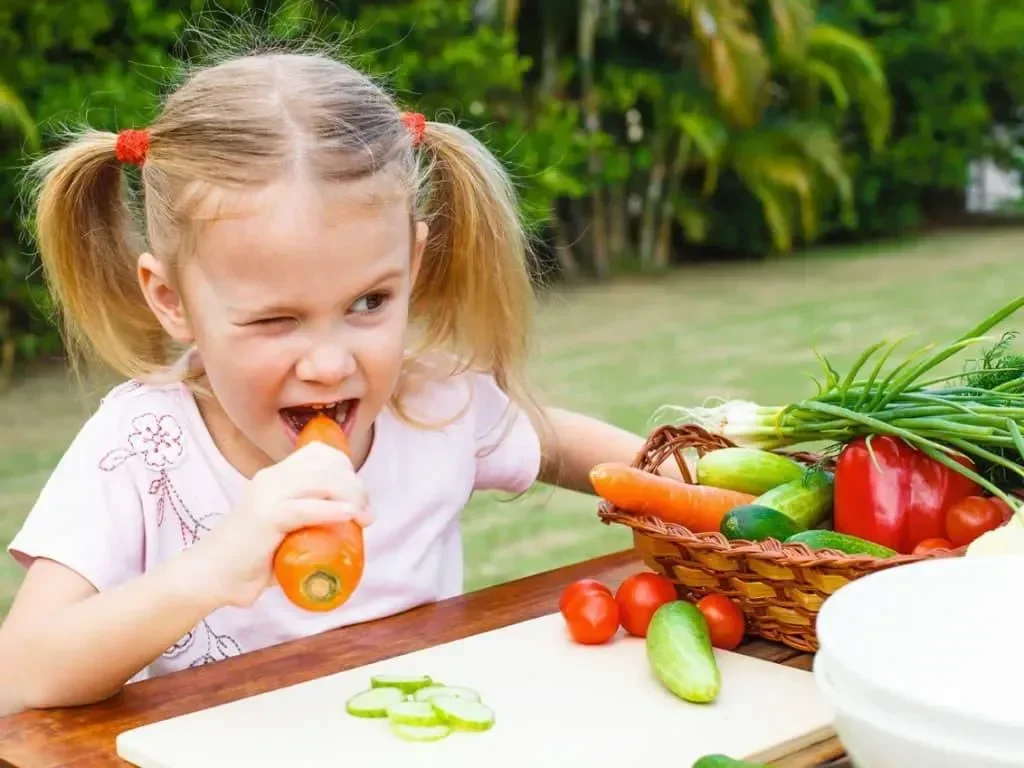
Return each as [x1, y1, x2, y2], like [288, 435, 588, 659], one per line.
[345, 686, 406, 718]
[386, 700, 442, 727]
[431, 696, 496, 732]
[390, 721, 451, 742]
[413, 684, 481, 703]
[370, 674, 434, 693]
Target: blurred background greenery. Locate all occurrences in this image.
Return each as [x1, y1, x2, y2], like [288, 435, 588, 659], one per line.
[2, 0, 1024, 617]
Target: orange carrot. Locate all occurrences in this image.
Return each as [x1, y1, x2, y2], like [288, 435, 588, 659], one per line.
[590, 462, 755, 533]
[274, 414, 365, 612]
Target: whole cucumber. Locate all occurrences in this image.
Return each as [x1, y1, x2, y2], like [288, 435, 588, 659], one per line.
[786, 529, 897, 558]
[645, 601, 721, 704]
[696, 448, 805, 496]
[692, 755, 770, 768]
[752, 469, 833, 529]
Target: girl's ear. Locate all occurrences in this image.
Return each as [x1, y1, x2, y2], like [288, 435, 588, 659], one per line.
[411, 220, 428, 285]
[137, 252, 194, 344]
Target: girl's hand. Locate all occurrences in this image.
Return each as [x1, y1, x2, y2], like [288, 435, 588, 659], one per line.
[183, 441, 372, 609]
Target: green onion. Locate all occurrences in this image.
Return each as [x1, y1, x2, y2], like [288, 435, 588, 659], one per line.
[650, 295, 1024, 516]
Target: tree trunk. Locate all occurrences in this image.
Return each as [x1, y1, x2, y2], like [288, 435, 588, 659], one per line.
[550, 206, 581, 283]
[655, 134, 692, 269]
[579, 0, 609, 279]
[639, 128, 668, 271]
[504, 0, 520, 32]
[539, 2, 559, 98]
[608, 182, 629, 266]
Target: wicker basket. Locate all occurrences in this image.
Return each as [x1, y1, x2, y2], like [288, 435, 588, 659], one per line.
[597, 424, 966, 652]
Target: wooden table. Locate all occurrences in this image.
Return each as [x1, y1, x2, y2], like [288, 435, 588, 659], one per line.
[0, 549, 849, 768]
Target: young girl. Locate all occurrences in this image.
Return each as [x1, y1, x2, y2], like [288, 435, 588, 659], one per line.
[0, 47, 649, 716]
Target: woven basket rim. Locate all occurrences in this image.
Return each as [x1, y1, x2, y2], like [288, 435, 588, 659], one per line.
[598, 423, 974, 566]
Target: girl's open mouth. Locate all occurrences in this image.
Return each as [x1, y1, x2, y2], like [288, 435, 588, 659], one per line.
[279, 400, 358, 442]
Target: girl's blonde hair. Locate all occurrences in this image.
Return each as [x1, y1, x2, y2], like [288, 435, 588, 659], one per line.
[27, 47, 550, 453]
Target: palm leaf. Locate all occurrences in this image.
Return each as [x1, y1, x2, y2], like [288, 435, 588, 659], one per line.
[806, 24, 892, 150]
[677, 111, 728, 194]
[680, 0, 770, 128]
[0, 83, 38, 152]
[768, 0, 815, 58]
[728, 120, 854, 251]
[802, 59, 851, 110]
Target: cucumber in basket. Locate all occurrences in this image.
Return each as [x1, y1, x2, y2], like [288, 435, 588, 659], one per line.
[785, 529, 897, 558]
[751, 469, 833, 530]
[720, 504, 804, 542]
[696, 448, 806, 496]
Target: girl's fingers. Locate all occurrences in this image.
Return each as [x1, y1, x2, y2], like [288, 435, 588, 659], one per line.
[278, 499, 373, 532]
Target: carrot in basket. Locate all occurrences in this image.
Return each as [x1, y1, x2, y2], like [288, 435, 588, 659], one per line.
[590, 463, 755, 533]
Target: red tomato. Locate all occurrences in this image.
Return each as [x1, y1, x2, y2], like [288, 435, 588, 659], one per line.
[913, 537, 953, 555]
[695, 594, 746, 650]
[945, 496, 1004, 547]
[564, 590, 619, 645]
[614, 572, 678, 637]
[559, 578, 611, 616]
[987, 496, 1016, 525]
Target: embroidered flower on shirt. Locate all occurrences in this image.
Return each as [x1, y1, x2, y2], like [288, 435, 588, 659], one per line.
[187, 620, 244, 668]
[131, 413, 185, 470]
[100, 412, 185, 472]
[99, 411, 219, 545]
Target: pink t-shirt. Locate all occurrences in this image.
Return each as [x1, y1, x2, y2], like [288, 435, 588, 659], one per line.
[7, 369, 541, 682]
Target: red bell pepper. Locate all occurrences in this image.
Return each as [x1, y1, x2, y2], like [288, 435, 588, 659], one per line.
[833, 435, 981, 554]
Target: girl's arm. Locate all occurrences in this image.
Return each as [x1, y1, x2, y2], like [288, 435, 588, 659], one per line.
[0, 441, 370, 717]
[0, 550, 220, 716]
[538, 407, 682, 493]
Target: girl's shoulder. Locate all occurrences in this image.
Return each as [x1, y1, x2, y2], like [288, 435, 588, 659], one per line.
[392, 354, 522, 433]
[389, 355, 542, 493]
[66, 376, 214, 483]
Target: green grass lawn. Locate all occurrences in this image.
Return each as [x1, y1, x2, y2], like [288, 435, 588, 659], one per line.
[2, 228, 1024, 619]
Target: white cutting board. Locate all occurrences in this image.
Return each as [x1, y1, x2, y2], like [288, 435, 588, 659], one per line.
[117, 612, 834, 767]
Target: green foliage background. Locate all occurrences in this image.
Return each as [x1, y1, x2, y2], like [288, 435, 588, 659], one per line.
[1, 0, 1022, 381]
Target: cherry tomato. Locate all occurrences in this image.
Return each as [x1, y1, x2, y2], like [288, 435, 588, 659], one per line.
[614, 571, 678, 637]
[913, 537, 954, 555]
[564, 590, 619, 645]
[695, 593, 746, 650]
[559, 578, 612, 616]
[987, 496, 1016, 525]
[945, 495, 1004, 547]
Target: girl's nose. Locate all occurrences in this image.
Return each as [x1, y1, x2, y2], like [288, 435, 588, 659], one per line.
[295, 338, 357, 385]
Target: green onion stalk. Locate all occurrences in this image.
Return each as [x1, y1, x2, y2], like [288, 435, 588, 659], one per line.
[651, 296, 1024, 514]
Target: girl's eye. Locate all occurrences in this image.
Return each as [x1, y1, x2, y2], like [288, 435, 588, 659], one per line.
[350, 292, 389, 314]
[249, 317, 293, 327]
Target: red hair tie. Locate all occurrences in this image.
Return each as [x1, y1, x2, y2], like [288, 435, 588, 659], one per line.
[401, 112, 426, 147]
[115, 128, 150, 166]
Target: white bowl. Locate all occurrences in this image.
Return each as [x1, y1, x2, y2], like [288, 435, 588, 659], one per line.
[814, 651, 1024, 768]
[813, 556, 1024, 761]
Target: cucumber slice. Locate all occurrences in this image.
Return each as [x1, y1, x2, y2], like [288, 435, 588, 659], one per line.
[386, 700, 441, 727]
[389, 721, 451, 742]
[345, 686, 406, 718]
[370, 674, 434, 693]
[431, 696, 496, 732]
[413, 684, 481, 703]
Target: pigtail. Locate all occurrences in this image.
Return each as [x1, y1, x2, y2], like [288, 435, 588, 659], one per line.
[28, 130, 167, 379]
[408, 119, 553, 464]
[412, 121, 535, 390]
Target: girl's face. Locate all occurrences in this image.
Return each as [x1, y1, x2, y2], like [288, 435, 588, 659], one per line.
[139, 174, 425, 476]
